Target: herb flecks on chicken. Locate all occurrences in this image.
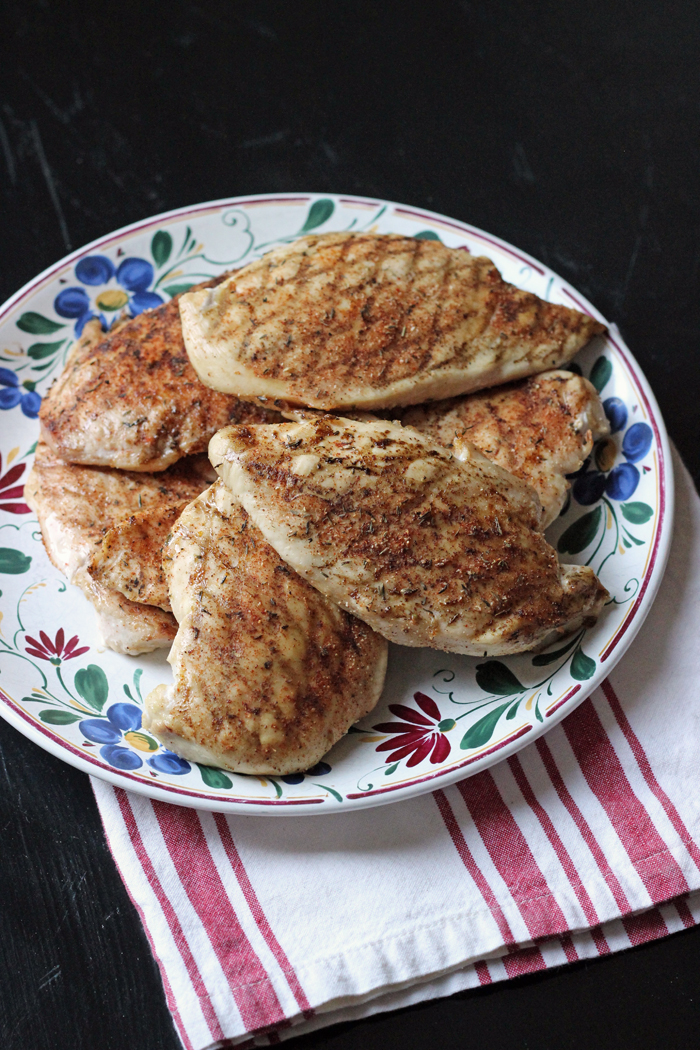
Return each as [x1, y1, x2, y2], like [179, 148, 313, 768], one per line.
[210, 418, 608, 657]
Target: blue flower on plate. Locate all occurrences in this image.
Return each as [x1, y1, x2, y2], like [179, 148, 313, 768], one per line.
[79, 701, 161, 772]
[281, 761, 332, 785]
[54, 254, 165, 336]
[572, 399, 653, 507]
[0, 368, 41, 418]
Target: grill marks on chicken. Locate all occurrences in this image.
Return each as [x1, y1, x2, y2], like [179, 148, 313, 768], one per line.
[39, 286, 282, 472]
[401, 371, 609, 528]
[23, 442, 210, 653]
[181, 233, 605, 411]
[210, 419, 608, 657]
[142, 482, 388, 774]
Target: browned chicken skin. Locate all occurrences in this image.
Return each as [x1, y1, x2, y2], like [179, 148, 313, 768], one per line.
[39, 281, 282, 472]
[181, 233, 606, 410]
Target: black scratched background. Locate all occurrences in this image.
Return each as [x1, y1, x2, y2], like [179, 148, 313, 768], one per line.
[1, 1, 699, 1048]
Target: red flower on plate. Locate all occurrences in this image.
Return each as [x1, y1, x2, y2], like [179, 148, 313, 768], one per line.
[25, 629, 89, 665]
[0, 454, 30, 514]
[373, 692, 454, 767]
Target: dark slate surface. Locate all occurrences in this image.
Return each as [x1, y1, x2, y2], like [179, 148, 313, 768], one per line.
[0, 2, 698, 1047]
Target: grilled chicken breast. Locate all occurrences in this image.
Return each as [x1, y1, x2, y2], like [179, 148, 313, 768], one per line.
[401, 371, 609, 527]
[143, 481, 388, 774]
[39, 286, 282, 471]
[181, 233, 605, 411]
[24, 443, 210, 653]
[210, 418, 608, 656]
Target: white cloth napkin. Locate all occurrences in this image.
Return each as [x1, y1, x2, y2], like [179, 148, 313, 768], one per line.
[92, 445, 700, 1050]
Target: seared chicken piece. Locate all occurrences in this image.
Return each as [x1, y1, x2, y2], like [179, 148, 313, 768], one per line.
[210, 419, 608, 656]
[39, 283, 282, 471]
[143, 482, 387, 774]
[88, 500, 190, 611]
[181, 232, 605, 411]
[24, 443, 209, 654]
[401, 371, 609, 528]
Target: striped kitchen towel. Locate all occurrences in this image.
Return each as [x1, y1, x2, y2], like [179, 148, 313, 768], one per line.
[92, 445, 700, 1050]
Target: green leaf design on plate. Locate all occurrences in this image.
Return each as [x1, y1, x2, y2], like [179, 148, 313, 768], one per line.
[17, 312, 65, 335]
[571, 649, 596, 681]
[531, 635, 579, 666]
[621, 501, 653, 525]
[0, 548, 32, 574]
[301, 198, 334, 232]
[385, 762, 399, 775]
[39, 709, 81, 725]
[589, 356, 612, 393]
[314, 783, 343, 802]
[415, 230, 441, 241]
[475, 660, 524, 696]
[505, 701, 520, 720]
[151, 230, 173, 267]
[27, 339, 65, 361]
[197, 764, 232, 789]
[163, 283, 195, 298]
[74, 664, 109, 712]
[558, 506, 602, 555]
[460, 702, 511, 750]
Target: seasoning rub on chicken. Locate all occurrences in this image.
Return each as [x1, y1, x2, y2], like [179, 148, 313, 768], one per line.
[180, 232, 605, 411]
[143, 482, 388, 774]
[210, 418, 609, 657]
[401, 370, 609, 528]
[39, 286, 281, 472]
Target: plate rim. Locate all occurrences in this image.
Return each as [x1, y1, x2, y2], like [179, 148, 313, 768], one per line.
[0, 192, 675, 814]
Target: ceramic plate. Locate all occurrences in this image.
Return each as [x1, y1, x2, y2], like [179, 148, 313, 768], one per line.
[0, 194, 673, 814]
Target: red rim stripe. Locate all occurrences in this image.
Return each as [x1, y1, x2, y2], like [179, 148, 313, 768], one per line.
[392, 208, 546, 272]
[546, 684, 581, 718]
[347, 725, 533, 800]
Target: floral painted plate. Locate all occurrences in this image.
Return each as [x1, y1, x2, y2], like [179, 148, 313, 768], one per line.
[0, 195, 673, 814]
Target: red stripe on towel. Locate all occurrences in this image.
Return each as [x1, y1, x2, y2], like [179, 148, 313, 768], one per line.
[563, 699, 689, 902]
[213, 813, 314, 1018]
[457, 773, 569, 940]
[601, 679, 700, 874]
[116, 791, 224, 1045]
[154, 802, 286, 1034]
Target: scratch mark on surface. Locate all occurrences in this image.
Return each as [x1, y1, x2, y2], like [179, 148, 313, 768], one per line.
[240, 129, 290, 149]
[0, 117, 16, 185]
[513, 141, 536, 185]
[616, 232, 643, 310]
[38, 965, 61, 991]
[30, 120, 72, 251]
